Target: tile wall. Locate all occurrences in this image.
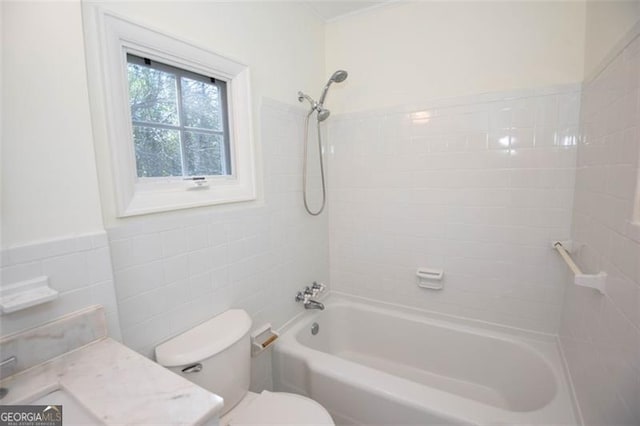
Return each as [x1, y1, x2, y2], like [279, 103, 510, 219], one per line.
[559, 34, 640, 425]
[107, 99, 329, 384]
[327, 86, 580, 333]
[0, 231, 121, 340]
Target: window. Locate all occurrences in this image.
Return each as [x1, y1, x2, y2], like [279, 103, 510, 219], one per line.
[127, 54, 231, 178]
[83, 9, 255, 217]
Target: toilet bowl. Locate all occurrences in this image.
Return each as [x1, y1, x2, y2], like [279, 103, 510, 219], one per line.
[221, 390, 333, 425]
[155, 309, 334, 426]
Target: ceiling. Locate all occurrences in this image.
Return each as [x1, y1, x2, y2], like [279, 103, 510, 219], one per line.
[304, 1, 389, 21]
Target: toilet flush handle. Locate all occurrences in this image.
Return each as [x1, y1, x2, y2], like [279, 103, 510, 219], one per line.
[181, 363, 203, 373]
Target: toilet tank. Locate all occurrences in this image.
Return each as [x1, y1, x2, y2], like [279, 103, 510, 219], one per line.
[155, 309, 252, 414]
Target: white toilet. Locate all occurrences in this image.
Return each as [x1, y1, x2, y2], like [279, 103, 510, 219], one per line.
[155, 309, 334, 425]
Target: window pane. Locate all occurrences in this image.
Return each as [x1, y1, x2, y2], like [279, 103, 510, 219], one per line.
[133, 126, 182, 177]
[128, 62, 179, 125]
[181, 77, 223, 131]
[184, 131, 225, 176]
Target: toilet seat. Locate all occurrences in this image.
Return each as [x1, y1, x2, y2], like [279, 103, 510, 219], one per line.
[223, 391, 334, 425]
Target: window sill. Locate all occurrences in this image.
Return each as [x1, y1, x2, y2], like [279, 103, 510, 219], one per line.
[122, 182, 256, 217]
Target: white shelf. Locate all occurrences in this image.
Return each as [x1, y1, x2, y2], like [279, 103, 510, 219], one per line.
[0, 276, 58, 314]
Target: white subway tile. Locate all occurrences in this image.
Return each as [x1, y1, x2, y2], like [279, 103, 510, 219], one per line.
[109, 239, 133, 271]
[86, 247, 113, 284]
[91, 233, 109, 249]
[43, 252, 89, 293]
[0, 250, 10, 268]
[8, 237, 76, 264]
[185, 224, 210, 251]
[1, 261, 42, 286]
[188, 272, 213, 298]
[208, 224, 228, 247]
[90, 280, 118, 314]
[113, 261, 163, 301]
[131, 233, 163, 265]
[118, 287, 167, 329]
[160, 228, 187, 258]
[162, 254, 188, 284]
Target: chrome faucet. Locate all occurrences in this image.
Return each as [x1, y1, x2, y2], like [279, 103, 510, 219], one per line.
[295, 282, 326, 310]
[304, 299, 325, 310]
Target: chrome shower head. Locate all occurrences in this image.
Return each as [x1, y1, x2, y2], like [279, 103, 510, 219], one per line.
[317, 108, 331, 122]
[330, 70, 348, 83]
[318, 69, 348, 106]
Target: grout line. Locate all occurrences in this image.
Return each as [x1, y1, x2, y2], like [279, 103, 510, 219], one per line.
[556, 335, 586, 426]
[585, 20, 640, 84]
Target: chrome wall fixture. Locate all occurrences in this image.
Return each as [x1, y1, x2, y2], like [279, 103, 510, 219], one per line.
[298, 70, 348, 216]
[295, 282, 326, 310]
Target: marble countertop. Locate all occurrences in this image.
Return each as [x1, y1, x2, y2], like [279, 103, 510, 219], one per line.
[0, 337, 223, 425]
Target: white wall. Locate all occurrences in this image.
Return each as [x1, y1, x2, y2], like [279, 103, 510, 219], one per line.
[328, 86, 579, 332]
[584, 0, 640, 78]
[325, 1, 586, 113]
[1, 3, 327, 386]
[1, 1, 104, 248]
[559, 20, 640, 426]
[78, 3, 329, 392]
[1, 0, 326, 248]
[84, 0, 326, 228]
[323, 1, 586, 332]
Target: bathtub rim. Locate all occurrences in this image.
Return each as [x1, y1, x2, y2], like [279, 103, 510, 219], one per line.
[280, 291, 559, 344]
[275, 291, 579, 425]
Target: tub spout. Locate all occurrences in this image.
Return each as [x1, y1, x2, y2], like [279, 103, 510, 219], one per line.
[304, 299, 325, 310]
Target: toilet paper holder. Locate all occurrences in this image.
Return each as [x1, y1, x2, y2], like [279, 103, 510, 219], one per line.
[251, 323, 279, 357]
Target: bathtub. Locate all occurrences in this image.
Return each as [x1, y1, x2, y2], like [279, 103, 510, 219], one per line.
[273, 293, 577, 425]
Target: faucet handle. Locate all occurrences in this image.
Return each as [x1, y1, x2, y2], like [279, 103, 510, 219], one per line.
[295, 291, 306, 303]
[296, 284, 323, 305]
[311, 281, 325, 296]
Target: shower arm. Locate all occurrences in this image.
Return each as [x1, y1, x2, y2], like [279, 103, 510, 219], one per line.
[298, 91, 318, 109]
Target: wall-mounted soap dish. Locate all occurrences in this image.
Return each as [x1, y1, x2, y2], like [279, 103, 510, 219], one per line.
[416, 268, 444, 290]
[0, 276, 58, 314]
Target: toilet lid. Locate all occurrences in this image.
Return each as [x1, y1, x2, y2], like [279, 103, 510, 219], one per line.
[227, 391, 334, 425]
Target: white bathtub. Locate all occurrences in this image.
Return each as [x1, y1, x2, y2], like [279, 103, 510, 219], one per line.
[273, 294, 577, 425]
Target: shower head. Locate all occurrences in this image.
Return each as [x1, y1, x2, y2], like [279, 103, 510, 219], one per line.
[318, 69, 348, 106]
[317, 108, 331, 122]
[330, 70, 348, 83]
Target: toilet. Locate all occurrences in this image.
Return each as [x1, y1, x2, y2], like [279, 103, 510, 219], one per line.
[155, 309, 334, 425]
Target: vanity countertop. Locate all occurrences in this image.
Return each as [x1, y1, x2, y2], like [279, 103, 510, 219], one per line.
[0, 337, 223, 425]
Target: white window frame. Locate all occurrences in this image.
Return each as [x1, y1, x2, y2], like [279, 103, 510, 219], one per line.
[88, 9, 255, 217]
